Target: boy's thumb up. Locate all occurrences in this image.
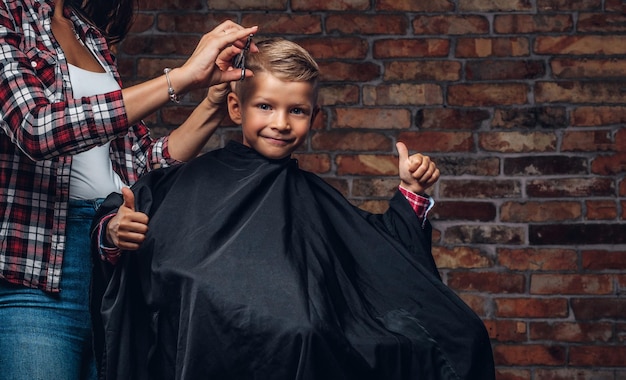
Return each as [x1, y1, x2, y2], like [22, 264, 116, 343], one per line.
[121, 187, 135, 211]
[396, 141, 409, 162]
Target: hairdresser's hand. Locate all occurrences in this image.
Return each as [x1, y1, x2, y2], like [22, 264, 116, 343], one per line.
[106, 187, 149, 250]
[173, 20, 258, 94]
[396, 142, 440, 195]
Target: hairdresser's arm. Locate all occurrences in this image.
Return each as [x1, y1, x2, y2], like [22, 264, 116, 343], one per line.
[121, 21, 256, 126]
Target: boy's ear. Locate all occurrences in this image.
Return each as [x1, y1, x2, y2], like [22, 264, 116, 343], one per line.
[227, 92, 243, 124]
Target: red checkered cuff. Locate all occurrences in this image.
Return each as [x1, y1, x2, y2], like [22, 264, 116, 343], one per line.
[399, 185, 435, 223]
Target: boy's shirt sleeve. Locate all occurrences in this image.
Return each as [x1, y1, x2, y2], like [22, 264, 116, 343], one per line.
[96, 214, 122, 264]
[398, 185, 435, 226]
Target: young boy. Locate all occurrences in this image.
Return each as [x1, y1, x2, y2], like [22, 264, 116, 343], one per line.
[91, 38, 495, 380]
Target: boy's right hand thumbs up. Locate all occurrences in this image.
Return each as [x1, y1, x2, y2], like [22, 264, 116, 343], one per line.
[121, 186, 136, 211]
[105, 187, 149, 250]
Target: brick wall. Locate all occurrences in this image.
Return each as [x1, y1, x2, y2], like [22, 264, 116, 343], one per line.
[120, 0, 626, 378]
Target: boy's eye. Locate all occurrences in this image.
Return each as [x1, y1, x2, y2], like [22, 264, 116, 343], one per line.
[258, 104, 271, 110]
[291, 107, 309, 115]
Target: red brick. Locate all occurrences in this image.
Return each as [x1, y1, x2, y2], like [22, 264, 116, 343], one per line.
[293, 153, 331, 174]
[241, 14, 321, 34]
[311, 131, 392, 151]
[484, 319, 528, 342]
[417, 108, 490, 130]
[493, 344, 566, 366]
[435, 156, 500, 176]
[297, 37, 368, 60]
[396, 131, 473, 152]
[504, 156, 586, 175]
[336, 154, 398, 176]
[448, 84, 528, 106]
[582, 250, 626, 270]
[591, 152, 626, 175]
[501, 201, 581, 222]
[441, 180, 522, 198]
[561, 130, 613, 152]
[319, 61, 380, 82]
[535, 35, 626, 55]
[530, 224, 626, 245]
[459, 0, 533, 11]
[326, 14, 408, 35]
[156, 12, 232, 33]
[535, 368, 615, 380]
[363, 84, 443, 106]
[570, 346, 626, 366]
[536, 81, 626, 104]
[530, 322, 613, 343]
[498, 248, 578, 271]
[122, 35, 199, 56]
[456, 37, 530, 57]
[412, 15, 489, 35]
[571, 106, 626, 126]
[318, 85, 360, 106]
[333, 108, 411, 129]
[384, 61, 461, 81]
[141, 0, 203, 10]
[606, 0, 626, 12]
[551, 58, 626, 79]
[430, 201, 496, 221]
[492, 107, 567, 129]
[585, 200, 618, 220]
[494, 14, 573, 34]
[432, 246, 493, 268]
[479, 131, 556, 153]
[444, 225, 525, 245]
[352, 178, 400, 198]
[578, 13, 626, 32]
[448, 272, 525, 293]
[572, 298, 626, 319]
[205, 0, 285, 10]
[527, 178, 614, 197]
[495, 298, 569, 318]
[466, 60, 545, 81]
[537, 0, 602, 11]
[291, 0, 369, 11]
[456, 293, 490, 316]
[530, 274, 613, 295]
[373, 39, 450, 58]
[496, 368, 530, 380]
[376, 0, 455, 12]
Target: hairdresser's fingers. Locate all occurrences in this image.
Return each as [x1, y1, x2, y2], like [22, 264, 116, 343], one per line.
[180, 23, 258, 89]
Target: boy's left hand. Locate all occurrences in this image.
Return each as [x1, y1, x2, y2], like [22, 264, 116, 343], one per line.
[396, 141, 440, 195]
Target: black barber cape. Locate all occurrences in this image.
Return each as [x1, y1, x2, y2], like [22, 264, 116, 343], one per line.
[91, 141, 495, 380]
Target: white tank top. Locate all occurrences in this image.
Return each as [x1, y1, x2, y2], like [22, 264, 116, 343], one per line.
[68, 63, 126, 200]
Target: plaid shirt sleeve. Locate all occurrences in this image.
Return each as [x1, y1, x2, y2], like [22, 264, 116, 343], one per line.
[398, 185, 435, 227]
[96, 214, 122, 265]
[0, 9, 129, 162]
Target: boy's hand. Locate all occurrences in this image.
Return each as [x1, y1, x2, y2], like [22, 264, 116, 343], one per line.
[206, 82, 231, 107]
[396, 141, 440, 195]
[106, 187, 149, 250]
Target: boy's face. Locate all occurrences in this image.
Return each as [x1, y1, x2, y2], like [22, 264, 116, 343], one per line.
[228, 72, 318, 160]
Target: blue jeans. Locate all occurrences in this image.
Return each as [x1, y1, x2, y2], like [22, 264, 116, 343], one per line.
[0, 199, 101, 380]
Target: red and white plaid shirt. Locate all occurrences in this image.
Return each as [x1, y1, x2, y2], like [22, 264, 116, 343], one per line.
[0, 0, 179, 293]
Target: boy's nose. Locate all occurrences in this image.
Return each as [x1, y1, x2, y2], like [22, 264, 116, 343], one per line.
[271, 112, 290, 131]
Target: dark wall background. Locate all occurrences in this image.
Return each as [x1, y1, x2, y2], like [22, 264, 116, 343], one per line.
[117, 1, 626, 378]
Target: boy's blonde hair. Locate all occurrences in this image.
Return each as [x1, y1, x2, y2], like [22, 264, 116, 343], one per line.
[233, 38, 320, 103]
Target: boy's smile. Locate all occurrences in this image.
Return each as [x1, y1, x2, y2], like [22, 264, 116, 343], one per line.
[228, 72, 317, 160]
